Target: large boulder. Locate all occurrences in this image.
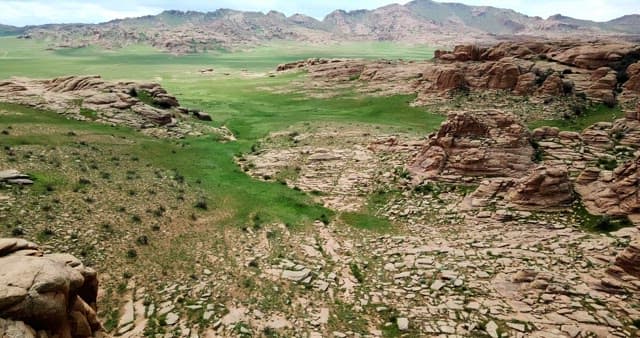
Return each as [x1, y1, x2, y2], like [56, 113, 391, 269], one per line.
[507, 165, 575, 209]
[576, 156, 640, 216]
[623, 62, 640, 93]
[485, 61, 521, 90]
[409, 110, 534, 180]
[612, 240, 640, 278]
[586, 67, 618, 104]
[0, 238, 107, 338]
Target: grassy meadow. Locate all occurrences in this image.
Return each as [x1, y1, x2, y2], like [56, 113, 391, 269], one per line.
[0, 37, 443, 230]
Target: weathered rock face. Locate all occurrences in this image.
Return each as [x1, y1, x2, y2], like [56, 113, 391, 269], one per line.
[279, 40, 640, 110]
[576, 156, 640, 216]
[0, 238, 108, 338]
[548, 43, 640, 70]
[409, 110, 534, 180]
[507, 165, 575, 208]
[612, 240, 640, 278]
[0, 76, 233, 139]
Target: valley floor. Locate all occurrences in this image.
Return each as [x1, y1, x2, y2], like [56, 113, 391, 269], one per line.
[0, 39, 639, 337]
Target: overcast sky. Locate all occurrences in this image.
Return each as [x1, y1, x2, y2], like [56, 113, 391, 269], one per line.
[1, 0, 638, 26]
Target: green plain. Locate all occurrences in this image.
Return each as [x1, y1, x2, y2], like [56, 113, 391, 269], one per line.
[0, 38, 442, 230]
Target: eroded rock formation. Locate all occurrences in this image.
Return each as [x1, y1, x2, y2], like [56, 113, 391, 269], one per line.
[409, 110, 534, 180]
[611, 240, 640, 278]
[0, 238, 108, 338]
[576, 156, 640, 216]
[278, 40, 640, 112]
[507, 165, 575, 209]
[0, 76, 234, 139]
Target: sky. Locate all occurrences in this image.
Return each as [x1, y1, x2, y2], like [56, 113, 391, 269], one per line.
[0, 0, 638, 27]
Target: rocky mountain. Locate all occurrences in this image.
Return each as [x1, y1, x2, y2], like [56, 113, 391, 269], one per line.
[9, 0, 640, 53]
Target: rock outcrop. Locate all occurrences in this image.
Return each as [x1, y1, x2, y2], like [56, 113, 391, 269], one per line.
[278, 40, 640, 112]
[611, 240, 640, 278]
[0, 238, 108, 338]
[0, 76, 234, 139]
[409, 110, 534, 180]
[0, 170, 33, 186]
[576, 156, 640, 216]
[507, 165, 575, 209]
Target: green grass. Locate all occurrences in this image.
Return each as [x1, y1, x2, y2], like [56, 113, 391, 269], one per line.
[0, 35, 444, 231]
[340, 212, 393, 231]
[528, 104, 624, 131]
[573, 202, 633, 233]
[0, 37, 436, 80]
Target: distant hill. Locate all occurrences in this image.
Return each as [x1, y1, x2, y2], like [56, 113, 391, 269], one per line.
[0, 24, 23, 37]
[12, 0, 640, 53]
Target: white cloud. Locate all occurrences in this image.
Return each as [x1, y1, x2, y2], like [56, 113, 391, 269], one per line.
[0, 1, 162, 25]
[0, 0, 637, 26]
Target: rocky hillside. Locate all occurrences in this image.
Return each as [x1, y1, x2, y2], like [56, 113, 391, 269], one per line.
[12, 0, 640, 53]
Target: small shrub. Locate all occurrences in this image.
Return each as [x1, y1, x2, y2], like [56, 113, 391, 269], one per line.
[136, 235, 149, 246]
[597, 158, 618, 171]
[126, 249, 138, 259]
[194, 197, 208, 210]
[595, 216, 615, 232]
[131, 215, 142, 223]
[350, 263, 365, 283]
[11, 227, 24, 236]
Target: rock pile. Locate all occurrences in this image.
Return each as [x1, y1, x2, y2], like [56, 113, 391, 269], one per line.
[0, 76, 234, 139]
[409, 110, 534, 180]
[0, 238, 108, 338]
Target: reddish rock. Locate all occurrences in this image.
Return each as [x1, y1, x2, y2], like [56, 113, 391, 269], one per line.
[409, 110, 534, 180]
[586, 67, 618, 104]
[436, 45, 483, 62]
[486, 61, 521, 90]
[623, 62, 640, 93]
[507, 165, 575, 209]
[514, 72, 537, 95]
[613, 240, 640, 278]
[549, 43, 640, 70]
[576, 156, 640, 216]
[537, 74, 564, 96]
[531, 126, 560, 140]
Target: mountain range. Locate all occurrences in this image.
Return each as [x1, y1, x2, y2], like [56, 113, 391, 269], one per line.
[4, 0, 640, 53]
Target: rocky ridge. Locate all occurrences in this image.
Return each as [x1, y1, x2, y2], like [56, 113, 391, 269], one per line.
[0, 238, 109, 338]
[14, 1, 640, 53]
[0, 76, 233, 139]
[277, 40, 640, 120]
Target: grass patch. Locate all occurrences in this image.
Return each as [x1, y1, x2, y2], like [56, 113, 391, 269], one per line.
[528, 104, 624, 131]
[340, 212, 393, 231]
[574, 202, 633, 233]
